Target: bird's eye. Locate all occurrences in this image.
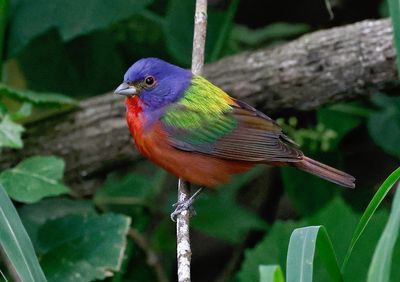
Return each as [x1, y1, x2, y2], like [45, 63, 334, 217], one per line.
[144, 76, 156, 87]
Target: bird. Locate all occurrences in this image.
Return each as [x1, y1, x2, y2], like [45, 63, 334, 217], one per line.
[115, 58, 355, 218]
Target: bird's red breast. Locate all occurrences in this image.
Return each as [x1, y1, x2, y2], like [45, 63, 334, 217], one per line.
[125, 96, 253, 187]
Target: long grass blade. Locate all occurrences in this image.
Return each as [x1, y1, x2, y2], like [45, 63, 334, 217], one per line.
[341, 167, 400, 271]
[367, 181, 400, 282]
[0, 184, 46, 281]
[286, 226, 342, 282]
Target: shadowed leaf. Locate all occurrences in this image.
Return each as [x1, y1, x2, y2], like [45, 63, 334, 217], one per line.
[0, 156, 69, 203]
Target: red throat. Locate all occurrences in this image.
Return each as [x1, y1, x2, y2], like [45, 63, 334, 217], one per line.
[125, 96, 143, 117]
[125, 96, 146, 147]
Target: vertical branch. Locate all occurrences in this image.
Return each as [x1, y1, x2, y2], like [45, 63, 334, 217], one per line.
[191, 0, 208, 74]
[176, 1, 207, 282]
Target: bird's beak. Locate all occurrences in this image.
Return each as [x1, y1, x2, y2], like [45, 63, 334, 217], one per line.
[114, 82, 137, 96]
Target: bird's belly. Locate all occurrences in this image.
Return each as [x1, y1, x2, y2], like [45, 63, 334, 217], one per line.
[132, 124, 253, 188]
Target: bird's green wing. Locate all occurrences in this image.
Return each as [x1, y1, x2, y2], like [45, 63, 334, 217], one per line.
[161, 75, 302, 162]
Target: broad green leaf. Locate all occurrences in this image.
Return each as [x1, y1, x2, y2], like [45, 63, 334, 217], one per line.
[0, 156, 69, 203]
[18, 197, 95, 252]
[38, 213, 131, 282]
[190, 167, 268, 243]
[237, 221, 300, 282]
[259, 265, 284, 282]
[0, 184, 47, 282]
[0, 83, 75, 105]
[237, 198, 355, 282]
[17, 30, 125, 97]
[367, 181, 400, 282]
[8, 0, 153, 55]
[280, 152, 342, 216]
[389, 0, 400, 76]
[341, 166, 400, 271]
[368, 93, 400, 158]
[238, 197, 397, 282]
[0, 115, 24, 149]
[191, 194, 268, 243]
[95, 169, 167, 220]
[286, 226, 342, 282]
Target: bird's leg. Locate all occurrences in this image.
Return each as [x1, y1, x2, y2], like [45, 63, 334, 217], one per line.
[171, 187, 204, 222]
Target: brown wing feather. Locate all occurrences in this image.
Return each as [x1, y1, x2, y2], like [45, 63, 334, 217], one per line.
[165, 98, 303, 163]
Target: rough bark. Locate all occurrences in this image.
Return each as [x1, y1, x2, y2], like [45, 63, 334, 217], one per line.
[206, 19, 397, 111]
[0, 18, 397, 194]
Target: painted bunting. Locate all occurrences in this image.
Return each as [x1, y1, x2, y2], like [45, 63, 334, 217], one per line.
[115, 58, 355, 215]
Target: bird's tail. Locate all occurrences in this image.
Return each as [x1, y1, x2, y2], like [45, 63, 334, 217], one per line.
[292, 156, 355, 188]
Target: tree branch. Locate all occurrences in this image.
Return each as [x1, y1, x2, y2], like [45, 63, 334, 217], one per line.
[176, 1, 208, 281]
[1, 18, 397, 194]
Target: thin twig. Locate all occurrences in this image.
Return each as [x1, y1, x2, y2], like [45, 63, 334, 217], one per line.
[176, 1, 208, 282]
[128, 228, 169, 282]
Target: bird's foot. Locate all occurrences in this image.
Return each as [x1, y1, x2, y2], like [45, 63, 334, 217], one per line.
[170, 187, 204, 222]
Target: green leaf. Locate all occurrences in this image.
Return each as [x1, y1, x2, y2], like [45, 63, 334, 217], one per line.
[389, 0, 400, 76]
[237, 221, 300, 282]
[8, 0, 153, 56]
[209, 0, 240, 61]
[18, 197, 95, 252]
[38, 213, 131, 282]
[367, 181, 400, 282]
[368, 93, 400, 158]
[342, 210, 389, 282]
[0, 83, 75, 105]
[191, 194, 268, 243]
[237, 198, 356, 282]
[232, 22, 310, 47]
[94, 170, 167, 218]
[341, 166, 400, 271]
[317, 106, 362, 149]
[10, 102, 33, 120]
[0, 115, 24, 149]
[164, 0, 229, 66]
[190, 167, 268, 243]
[0, 184, 47, 282]
[238, 197, 398, 282]
[280, 153, 342, 216]
[286, 226, 342, 282]
[0, 156, 69, 203]
[259, 265, 285, 282]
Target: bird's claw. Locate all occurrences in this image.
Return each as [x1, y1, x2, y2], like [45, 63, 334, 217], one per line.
[170, 187, 203, 222]
[170, 200, 196, 222]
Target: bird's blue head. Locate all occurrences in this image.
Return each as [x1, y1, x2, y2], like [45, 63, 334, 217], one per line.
[114, 58, 192, 110]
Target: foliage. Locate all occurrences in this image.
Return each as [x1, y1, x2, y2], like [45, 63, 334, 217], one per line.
[0, 184, 47, 282]
[0, 114, 24, 148]
[0, 156, 69, 203]
[238, 167, 400, 282]
[8, 0, 153, 56]
[0, 0, 399, 281]
[368, 93, 400, 158]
